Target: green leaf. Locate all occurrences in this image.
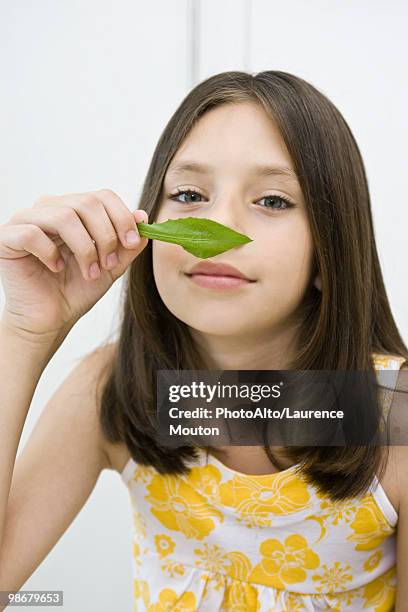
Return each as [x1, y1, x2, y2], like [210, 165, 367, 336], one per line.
[136, 217, 253, 259]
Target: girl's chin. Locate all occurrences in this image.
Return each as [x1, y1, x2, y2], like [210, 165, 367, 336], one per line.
[177, 316, 254, 336]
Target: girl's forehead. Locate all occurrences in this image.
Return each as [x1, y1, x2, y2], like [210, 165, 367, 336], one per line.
[180, 102, 287, 146]
[166, 159, 298, 182]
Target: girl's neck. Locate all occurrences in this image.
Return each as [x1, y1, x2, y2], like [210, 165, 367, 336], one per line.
[190, 324, 300, 370]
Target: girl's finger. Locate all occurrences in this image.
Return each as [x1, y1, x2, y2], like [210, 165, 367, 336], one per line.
[0, 224, 64, 273]
[63, 193, 120, 271]
[92, 189, 149, 248]
[8, 207, 100, 281]
[34, 190, 149, 247]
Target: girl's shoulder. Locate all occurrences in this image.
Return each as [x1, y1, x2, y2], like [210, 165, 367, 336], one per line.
[84, 340, 128, 473]
[372, 351, 408, 515]
[372, 351, 408, 369]
[94, 341, 134, 474]
[383, 446, 408, 516]
[108, 443, 132, 474]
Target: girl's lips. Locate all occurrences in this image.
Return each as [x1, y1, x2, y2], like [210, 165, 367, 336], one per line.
[187, 261, 254, 280]
[186, 273, 255, 289]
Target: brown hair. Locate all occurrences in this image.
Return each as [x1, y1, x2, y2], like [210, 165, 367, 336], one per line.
[98, 70, 408, 501]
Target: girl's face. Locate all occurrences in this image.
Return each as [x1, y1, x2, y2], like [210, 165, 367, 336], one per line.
[152, 101, 320, 345]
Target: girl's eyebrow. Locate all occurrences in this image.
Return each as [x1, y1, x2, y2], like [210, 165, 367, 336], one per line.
[168, 160, 298, 182]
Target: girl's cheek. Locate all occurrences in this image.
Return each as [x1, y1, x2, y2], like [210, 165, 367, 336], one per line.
[152, 240, 184, 274]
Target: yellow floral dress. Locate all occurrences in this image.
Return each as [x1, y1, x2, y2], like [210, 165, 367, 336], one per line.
[120, 354, 406, 611]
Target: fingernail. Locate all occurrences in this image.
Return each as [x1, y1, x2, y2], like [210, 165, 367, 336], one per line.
[106, 252, 118, 268]
[125, 230, 139, 245]
[135, 210, 148, 224]
[89, 262, 101, 279]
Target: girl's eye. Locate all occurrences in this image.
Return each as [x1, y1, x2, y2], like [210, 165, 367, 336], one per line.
[168, 189, 294, 211]
[169, 189, 205, 204]
[257, 194, 294, 211]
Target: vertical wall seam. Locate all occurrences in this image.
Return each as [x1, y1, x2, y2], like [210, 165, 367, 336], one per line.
[243, 0, 252, 73]
[187, 0, 200, 88]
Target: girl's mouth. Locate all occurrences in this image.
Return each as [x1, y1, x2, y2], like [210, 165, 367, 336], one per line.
[186, 273, 255, 290]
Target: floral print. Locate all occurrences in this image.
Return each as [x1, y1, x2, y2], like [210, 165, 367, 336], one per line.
[218, 470, 311, 528]
[311, 561, 353, 592]
[145, 468, 223, 539]
[249, 534, 320, 589]
[148, 588, 197, 612]
[347, 498, 395, 550]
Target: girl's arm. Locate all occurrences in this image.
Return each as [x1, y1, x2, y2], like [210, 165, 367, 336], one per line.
[0, 332, 112, 607]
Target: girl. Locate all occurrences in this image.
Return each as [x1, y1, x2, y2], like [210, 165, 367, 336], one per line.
[0, 70, 407, 611]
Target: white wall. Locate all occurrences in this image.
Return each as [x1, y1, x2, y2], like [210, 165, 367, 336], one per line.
[1, 1, 407, 611]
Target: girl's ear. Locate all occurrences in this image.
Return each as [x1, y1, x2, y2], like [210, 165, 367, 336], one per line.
[314, 273, 322, 291]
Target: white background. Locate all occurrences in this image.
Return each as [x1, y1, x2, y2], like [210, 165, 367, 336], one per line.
[1, 1, 407, 610]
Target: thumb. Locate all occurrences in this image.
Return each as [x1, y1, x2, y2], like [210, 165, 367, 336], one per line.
[134, 208, 149, 225]
[109, 209, 149, 279]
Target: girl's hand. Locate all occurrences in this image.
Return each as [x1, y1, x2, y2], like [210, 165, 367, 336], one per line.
[0, 190, 149, 345]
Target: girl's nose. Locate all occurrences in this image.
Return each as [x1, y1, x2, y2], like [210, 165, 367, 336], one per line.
[206, 196, 247, 235]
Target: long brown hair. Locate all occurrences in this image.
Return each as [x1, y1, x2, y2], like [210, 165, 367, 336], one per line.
[98, 70, 408, 500]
